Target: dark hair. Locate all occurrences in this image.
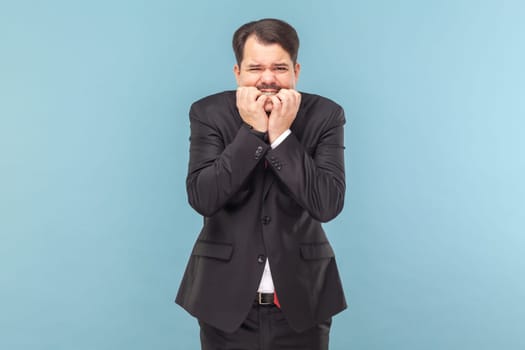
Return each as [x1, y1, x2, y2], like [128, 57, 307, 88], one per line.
[232, 18, 300, 66]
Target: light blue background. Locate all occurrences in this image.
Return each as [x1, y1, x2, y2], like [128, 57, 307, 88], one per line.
[1, 0, 524, 349]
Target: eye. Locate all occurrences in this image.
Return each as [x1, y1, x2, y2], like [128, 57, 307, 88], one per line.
[248, 67, 262, 72]
[274, 66, 288, 72]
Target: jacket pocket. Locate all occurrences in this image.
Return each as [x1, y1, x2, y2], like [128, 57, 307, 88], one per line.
[300, 242, 335, 260]
[192, 240, 233, 261]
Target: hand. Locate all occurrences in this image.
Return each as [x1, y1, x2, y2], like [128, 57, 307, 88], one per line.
[267, 89, 301, 143]
[236, 87, 269, 132]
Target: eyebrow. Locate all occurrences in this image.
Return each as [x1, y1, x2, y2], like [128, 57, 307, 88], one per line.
[245, 63, 290, 69]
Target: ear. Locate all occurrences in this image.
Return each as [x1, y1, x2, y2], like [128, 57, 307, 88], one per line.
[233, 64, 241, 86]
[294, 63, 301, 84]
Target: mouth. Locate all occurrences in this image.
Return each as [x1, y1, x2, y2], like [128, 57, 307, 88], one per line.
[257, 84, 281, 96]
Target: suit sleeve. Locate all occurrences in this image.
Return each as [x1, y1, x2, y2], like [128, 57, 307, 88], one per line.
[265, 106, 346, 222]
[186, 105, 270, 217]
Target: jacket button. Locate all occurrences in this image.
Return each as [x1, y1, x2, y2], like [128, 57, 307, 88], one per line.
[261, 216, 271, 225]
[257, 255, 265, 264]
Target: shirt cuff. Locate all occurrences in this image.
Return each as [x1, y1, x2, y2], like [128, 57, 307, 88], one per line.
[270, 129, 291, 149]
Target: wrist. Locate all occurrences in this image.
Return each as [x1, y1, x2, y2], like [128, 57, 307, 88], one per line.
[268, 128, 290, 145]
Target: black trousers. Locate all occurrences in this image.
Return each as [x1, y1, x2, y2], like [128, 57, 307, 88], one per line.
[199, 302, 331, 350]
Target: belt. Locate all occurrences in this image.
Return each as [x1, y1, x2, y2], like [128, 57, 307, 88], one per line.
[256, 292, 275, 305]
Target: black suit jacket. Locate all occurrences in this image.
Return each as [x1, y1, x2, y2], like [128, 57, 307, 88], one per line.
[176, 90, 347, 333]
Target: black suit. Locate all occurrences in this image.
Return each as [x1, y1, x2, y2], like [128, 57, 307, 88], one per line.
[176, 90, 347, 334]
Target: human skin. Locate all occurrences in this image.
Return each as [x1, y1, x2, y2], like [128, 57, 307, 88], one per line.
[234, 35, 302, 144]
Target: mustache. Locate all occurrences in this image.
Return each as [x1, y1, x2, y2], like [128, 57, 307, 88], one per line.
[256, 84, 281, 92]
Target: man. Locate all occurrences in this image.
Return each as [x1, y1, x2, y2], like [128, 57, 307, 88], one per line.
[176, 18, 347, 350]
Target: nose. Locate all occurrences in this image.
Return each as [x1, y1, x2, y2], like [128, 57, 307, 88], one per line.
[260, 68, 276, 84]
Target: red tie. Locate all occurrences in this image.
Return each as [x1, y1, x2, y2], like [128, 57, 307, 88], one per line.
[273, 292, 281, 308]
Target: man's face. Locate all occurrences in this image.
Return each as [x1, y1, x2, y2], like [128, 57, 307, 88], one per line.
[234, 35, 300, 111]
